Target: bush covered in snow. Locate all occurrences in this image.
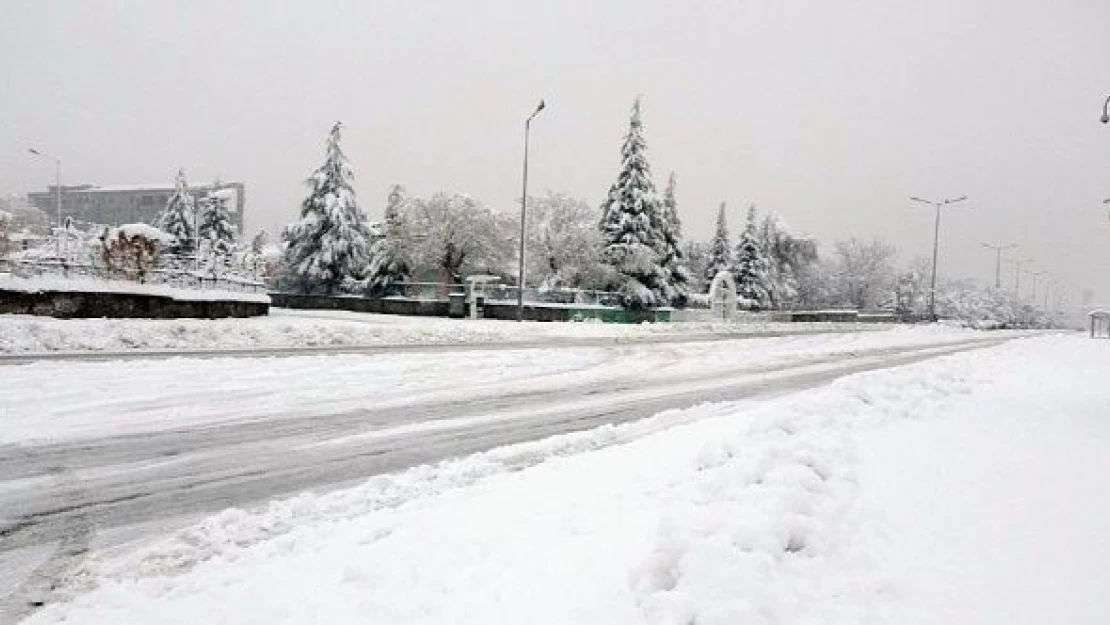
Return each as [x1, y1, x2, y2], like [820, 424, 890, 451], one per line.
[98, 224, 173, 281]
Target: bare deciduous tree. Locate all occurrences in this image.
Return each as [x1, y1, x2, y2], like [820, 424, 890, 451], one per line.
[525, 192, 605, 290]
[406, 192, 514, 283]
[831, 237, 898, 310]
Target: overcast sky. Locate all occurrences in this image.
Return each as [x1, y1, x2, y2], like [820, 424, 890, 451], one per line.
[3, 0, 1109, 302]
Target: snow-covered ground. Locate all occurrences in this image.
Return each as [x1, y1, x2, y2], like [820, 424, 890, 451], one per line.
[19, 334, 1109, 624]
[1, 325, 999, 445]
[0, 274, 269, 304]
[0, 307, 887, 353]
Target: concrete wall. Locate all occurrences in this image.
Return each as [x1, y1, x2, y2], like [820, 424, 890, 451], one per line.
[271, 293, 449, 317]
[272, 293, 671, 323]
[770, 310, 861, 323]
[0, 289, 268, 319]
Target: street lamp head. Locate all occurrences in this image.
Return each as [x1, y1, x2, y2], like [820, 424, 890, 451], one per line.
[528, 99, 546, 122]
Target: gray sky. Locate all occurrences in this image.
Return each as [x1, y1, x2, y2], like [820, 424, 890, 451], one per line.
[3, 0, 1109, 302]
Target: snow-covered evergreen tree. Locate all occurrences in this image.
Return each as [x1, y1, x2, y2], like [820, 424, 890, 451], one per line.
[598, 97, 669, 308]
[198, 187, 237, 254]
[658, 172, 691, 306]
[158, 169, 195, 255]
[733, 205, 772, 309]
[0, 210, 12, 258]
[759, 213, 801, 310]
[365, 184, 413, 295]
[704, 202, 732, 285]
[281, 121, 372, 293]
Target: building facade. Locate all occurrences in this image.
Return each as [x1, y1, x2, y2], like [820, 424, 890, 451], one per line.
[28, 182, 246, 233]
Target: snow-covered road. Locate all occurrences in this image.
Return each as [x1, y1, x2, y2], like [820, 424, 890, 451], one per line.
[0, 326, 1014, 621]
[7, 332, 1105, 625]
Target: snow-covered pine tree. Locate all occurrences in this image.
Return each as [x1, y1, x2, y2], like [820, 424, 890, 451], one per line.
[704, 202, 732, 285]
[758, 213, 799, 310]
[198, 187, 237, 254]
[365, 184, 413, 296]
[733, 205, 772, 309]
[281, 121, 372, 293]
[659, 172, 691, 306]
[158, 169, 196, 256]
[598, 97, 669, 308]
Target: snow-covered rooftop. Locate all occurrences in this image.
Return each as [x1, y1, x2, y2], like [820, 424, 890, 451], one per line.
[38, 183, 243, 194]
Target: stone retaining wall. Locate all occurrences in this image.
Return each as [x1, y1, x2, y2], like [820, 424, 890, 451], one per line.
[270, 293, 449, 317]
[272, 293, 670, 323]
[0, 289, 269, 319]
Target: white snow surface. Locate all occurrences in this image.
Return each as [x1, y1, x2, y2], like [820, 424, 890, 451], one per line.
[0, 275, 269, 305]
[1, 306, 894, 353]
[1, 325, 995, 445]
[108, 224, 174, 245]
[21, 333, 1110, 624]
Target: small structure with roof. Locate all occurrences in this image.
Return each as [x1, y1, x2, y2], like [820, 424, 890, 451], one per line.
[1089, 310, 1110, 339]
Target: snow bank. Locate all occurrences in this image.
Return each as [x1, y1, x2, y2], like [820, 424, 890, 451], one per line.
[25, 335, 1102, 624]
[0, 305, 938, 354]
[856, 336, 1110, 624]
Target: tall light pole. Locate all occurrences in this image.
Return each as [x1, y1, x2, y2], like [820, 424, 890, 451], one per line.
[1006, 257, 1032, 299]
[981, 242, 1016, 289]
[1029, 270, 1046, 305]
[28, 148, 62, 258]
[911, 195, 967, 320]
[517, 99, 546, 322]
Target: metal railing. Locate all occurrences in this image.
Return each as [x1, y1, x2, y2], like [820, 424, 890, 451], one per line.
[0, 258, 267, 294]
[375, 281, 623, 307]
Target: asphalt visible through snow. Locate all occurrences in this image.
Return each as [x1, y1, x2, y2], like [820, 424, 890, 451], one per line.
[0, 334, 1014, 621]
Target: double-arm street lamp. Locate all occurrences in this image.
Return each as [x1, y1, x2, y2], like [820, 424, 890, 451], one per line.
[981, 242, 1017, 290]
[517, 99, 546, 322]
[1006, 257, 1032, 299]
[911, 195, 967, 320]
[27, 148, 63, 258]
[1029, 270, 1047, 305]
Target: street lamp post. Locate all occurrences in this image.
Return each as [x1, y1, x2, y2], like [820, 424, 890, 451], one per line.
[911, 195, 967, 320]
[1006, 257, 1032, 299]
[517, 99, 546, 322]
[1101, 95, 1110, 124]
[1029, 270, 1046, 305]
[28, 148, 62, 259]
[981, 242, 1017, 290]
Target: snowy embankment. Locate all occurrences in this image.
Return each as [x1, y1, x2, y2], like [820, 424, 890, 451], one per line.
[23, 334, 1109, 624]
[1, 307, 885, 354]
[0, 274, 269, 304]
